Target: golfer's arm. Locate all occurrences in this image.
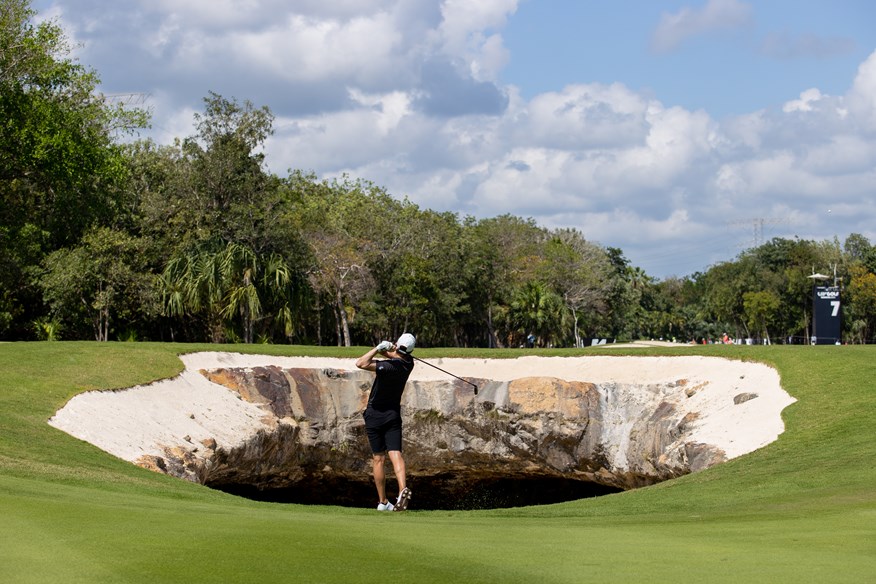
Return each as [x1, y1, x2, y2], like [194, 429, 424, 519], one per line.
[356, 348, 379, 371]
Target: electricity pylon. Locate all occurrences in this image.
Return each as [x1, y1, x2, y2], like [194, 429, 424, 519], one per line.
[727, 217, 790, 248]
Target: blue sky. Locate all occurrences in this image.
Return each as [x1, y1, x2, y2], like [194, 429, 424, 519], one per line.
[503, 1, 874, 116]
[33, 0, 876, 278]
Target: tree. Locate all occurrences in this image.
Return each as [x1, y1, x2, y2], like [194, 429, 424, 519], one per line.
[374, 207, 467, 346]
[601, 247, 635, 340]
[39, 227, 157, 341]
[305, 231, 373, 347]
[509, 281, 568, 347]
[847, 265, 876, 343]
[289, 175, 383, 346]
[1, 1, 147, 239]
[743, 290, 780, 344]
[843, 233, 872, 264]
[845, 233, 876, 274]
[184, 92, 276, 247]
[130, 93, 280, 260]
[748, 237, 821, 343]
[130, 93, 310, 343]
[461, 215, 545, 347]
[700, 259, 758, 338]
[160, 241, 295, 343]
[1, 0, 148, 338]
[540, 229, 612, 347]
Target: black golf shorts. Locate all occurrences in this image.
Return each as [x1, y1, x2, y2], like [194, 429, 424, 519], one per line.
[364, 408, 402, 453]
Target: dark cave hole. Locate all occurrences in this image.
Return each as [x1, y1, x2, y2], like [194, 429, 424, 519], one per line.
[209, 473, 623, 511]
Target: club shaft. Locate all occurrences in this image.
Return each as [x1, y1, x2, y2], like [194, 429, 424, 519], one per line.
[410, 355, 478, 393]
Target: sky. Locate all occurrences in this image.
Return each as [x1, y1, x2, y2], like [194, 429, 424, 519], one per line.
[32, 0, 876, 278]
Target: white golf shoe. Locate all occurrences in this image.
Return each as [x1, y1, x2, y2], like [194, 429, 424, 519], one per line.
[393, 487, 411, 511]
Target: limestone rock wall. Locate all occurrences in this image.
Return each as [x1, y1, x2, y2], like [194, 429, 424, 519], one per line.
[193, 366, 726, 493]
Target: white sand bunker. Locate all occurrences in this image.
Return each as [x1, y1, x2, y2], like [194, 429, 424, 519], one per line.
[49, 352, 797, 482]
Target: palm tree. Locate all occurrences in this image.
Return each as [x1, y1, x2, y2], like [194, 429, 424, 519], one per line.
[509, 281, 568, 347]
[160, 241, 295, 343]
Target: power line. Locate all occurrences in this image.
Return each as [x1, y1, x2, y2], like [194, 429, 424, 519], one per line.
[727, 217, 792, 248]
[102, 92, 150, 107]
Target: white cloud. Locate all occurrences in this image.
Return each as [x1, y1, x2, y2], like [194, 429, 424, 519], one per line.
[348, 89, 414, 135]
[714, 151, 841, 201]
[269, 109, 404, 172]
[135, 9, 405, 86]
[651, 0, 753, 53]
[554, 208, 701, 250]
[783, 88, 823, 113]
[847, 49, 876, 129]
[473, 148, 573, 211]
[147, 0, 263, 28]
[228, 13, 403, 84]
[442, 2, 517, 81]
[145, 14, 181, 56]
[437, 0, 518, 60]
[144, 0, 390, 28]
[801, 135, 875, 175]
[628, 106, 716, 179]
[520, 83, 650, 149]
[721, 111, 767, 151]
[117, 0, 511, 119]
[471, 33, 510, 81]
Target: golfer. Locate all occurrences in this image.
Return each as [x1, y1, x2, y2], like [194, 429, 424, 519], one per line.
[356, 333, 416, 511]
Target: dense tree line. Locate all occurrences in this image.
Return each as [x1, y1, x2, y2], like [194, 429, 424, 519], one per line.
[3, 1, 876, 346]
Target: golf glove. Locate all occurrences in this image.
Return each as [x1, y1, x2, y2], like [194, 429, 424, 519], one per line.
[376, 341, 393, 352]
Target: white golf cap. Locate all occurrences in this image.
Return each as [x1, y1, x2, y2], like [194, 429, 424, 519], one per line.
[396, 333, 416, 354]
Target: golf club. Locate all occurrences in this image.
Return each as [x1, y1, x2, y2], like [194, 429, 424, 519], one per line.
[409, 355, 478, 395]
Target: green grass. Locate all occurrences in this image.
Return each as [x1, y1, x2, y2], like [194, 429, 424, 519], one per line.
[1, 342, 874, 583]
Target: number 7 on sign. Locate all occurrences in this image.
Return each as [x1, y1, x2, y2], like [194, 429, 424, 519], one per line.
[830, 301, 840, 317]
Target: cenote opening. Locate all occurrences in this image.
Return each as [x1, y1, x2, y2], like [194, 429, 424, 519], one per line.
[208, 474, 623, 511]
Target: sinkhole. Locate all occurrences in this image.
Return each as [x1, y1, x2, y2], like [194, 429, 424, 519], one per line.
[207, 473, 623, 511]
[193, 420, 630, 510]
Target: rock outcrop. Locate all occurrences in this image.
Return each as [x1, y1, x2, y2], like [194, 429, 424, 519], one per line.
[48, 352, 796, 510]
[196, 367, 728, 499]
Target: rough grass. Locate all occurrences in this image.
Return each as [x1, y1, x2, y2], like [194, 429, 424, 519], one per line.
[0, 342, 874, 583]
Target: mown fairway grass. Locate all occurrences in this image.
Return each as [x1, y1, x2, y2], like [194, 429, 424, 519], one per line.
[1, 342, 874, 583]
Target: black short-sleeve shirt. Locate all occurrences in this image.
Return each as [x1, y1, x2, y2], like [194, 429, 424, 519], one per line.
[367, 356, 414, 412]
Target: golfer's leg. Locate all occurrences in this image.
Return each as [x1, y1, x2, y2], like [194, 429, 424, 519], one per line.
[372, 453, 388, 503]
[387, 450, 406, 491]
